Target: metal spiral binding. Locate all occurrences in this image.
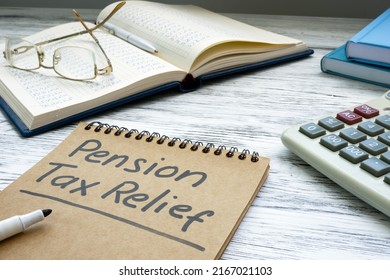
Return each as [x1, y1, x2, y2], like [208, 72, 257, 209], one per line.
[85, 122, 260, 162]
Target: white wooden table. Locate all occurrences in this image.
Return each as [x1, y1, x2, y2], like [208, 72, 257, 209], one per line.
[0, 7, 389, 260]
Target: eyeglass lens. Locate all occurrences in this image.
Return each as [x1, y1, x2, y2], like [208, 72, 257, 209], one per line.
[5, 37, 40, 70]
[53, 46, 96, 80]
[5, 37, 97, 81]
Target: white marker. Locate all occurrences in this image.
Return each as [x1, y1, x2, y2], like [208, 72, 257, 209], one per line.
[103, 22, 158, 53]
[0, 209, 52, 242]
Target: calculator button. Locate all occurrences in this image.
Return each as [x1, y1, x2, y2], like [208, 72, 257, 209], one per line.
[339, 127, 367, 144]
[360, 158, 390, 177]
[318, 117, 345, 131]
[299, 123, 326, 139]
[375, 115, 390, 129]
[378, 131, 390, 146]
[337, 110, 362, 125]
[359, 139, 388, 156]
[339, 145, 369, 164]
[320, 134, 348, 151]
[354, 104, 379, 118]
[385, 174, 390, 185]
[357, 121, 385, 136]
[381, 151, 390, 164]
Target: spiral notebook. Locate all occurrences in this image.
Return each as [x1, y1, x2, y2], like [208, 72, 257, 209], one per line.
[0, 122, 270, 260]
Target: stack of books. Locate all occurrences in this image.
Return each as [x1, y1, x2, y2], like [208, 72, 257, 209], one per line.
[321, 8, 390, 88]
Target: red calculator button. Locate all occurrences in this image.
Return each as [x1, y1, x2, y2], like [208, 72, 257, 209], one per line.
[354, 104, 380, 118]
[336, 110, 363, 125]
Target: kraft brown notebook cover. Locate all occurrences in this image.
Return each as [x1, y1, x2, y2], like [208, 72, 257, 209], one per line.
[0, 122, 269, 259]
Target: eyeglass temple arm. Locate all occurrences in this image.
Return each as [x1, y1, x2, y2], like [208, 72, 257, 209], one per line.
[35, 1, 126, 48]
[7, 1, 126, 57]
[3, 1, 126, 57]
[5, 1, 125, 60]
[72, 9, 113, 75]
[5, 29, 89, 56]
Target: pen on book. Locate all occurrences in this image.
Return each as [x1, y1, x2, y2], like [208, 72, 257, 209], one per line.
[102, 22, 158, 54]
[0, 209, 52, 242]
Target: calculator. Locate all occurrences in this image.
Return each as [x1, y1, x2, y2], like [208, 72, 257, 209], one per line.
[281, 91, 390, 217]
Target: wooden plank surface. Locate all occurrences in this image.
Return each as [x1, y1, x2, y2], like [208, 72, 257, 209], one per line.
[0, 7, 389, 260]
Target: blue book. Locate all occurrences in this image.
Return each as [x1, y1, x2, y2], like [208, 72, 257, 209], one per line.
[321, 44, 390, 88]
[346, 8, 390, 67]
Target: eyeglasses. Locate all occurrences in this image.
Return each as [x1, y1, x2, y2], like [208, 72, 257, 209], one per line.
[2, 1, 126, 81]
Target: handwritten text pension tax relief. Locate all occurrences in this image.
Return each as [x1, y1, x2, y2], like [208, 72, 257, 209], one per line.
[35, 139, 215, 233]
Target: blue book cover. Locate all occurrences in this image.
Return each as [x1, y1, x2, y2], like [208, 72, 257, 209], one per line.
[346, 7, 390, 67]
[321, 44, 390, 88]
[0, 50, 313, 137]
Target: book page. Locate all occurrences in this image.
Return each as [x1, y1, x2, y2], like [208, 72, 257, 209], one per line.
[0, 22, 185, 129]
[0, 122, 270, 259]
[97, 1, 304, 73]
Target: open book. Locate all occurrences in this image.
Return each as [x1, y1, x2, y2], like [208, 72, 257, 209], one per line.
[0, 1, 313, 136]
